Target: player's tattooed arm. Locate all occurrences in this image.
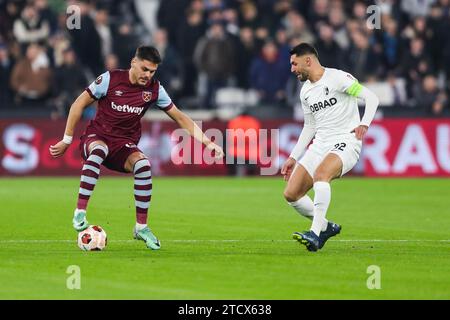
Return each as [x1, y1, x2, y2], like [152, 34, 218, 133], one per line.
[165, 104, 225, 159]
[49, 91, 96, 158]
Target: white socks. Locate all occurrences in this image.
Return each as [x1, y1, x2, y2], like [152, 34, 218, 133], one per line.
[311, 181, 331, 236]
[289, 194, 328, 231]
[74, 208, 86, 215]
[135, 223, 147, 231]
[288, 196, 314, 220]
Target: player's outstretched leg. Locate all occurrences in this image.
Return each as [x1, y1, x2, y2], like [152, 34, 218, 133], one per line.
[131, 158, 160, 250]
[73, 144, 109, 231]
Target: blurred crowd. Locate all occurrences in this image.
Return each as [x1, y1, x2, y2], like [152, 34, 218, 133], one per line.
[0, 0, 449, 118]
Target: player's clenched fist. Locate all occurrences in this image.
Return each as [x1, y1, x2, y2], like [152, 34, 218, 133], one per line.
[281, 157, 297, 181]
[49, 141, 70, 158]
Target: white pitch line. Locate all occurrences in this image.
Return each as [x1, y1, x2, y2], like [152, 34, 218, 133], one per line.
[0, 239, 449, 244]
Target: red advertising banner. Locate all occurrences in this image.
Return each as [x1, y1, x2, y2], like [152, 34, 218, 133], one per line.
[0, 120, 231, 176]
[0, 118, 449, 177]
[358, 119, 450, 176]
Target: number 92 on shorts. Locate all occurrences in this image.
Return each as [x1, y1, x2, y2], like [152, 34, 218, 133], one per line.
[298, 136, 362, 178]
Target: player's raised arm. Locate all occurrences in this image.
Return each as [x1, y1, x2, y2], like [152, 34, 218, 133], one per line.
[49, 90, 95, 158]
[164, 104, 224, 159]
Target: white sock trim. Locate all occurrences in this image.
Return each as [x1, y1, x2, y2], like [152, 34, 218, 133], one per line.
[91, 144, 109, 156]
[88, 154, 104, 164]
[74, 208, 86, 216]
[135, 223, 147, 231]
[133, 158, 150, 173]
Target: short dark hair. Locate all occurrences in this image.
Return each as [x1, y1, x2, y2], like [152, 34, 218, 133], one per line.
[135, 46, 162, 64]
[289, 43, 319, 58]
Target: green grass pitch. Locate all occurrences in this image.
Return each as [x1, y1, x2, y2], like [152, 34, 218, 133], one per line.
[0, 177, 449, 299]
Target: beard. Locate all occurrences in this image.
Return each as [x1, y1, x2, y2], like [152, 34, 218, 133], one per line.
[298, 71, 309, 82]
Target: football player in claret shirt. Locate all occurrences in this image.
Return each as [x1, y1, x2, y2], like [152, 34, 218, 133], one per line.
[49, 46, 224, 250]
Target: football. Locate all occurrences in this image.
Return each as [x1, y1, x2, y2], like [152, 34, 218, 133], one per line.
[77, 225, 107, 251]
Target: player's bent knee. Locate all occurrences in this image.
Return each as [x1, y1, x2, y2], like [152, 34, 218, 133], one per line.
[124, 152, 148, 172]
[88, 141, 108, 154]
[92, 144, 109, 153]
[130, 151, 146, 161]
[89, 143, 109, 158]
[133, 158, 151, 175]
[134, 157, 149, 167]
[313, 171, 332, 183]
[132, 154, 148, 166]
[283, 188, 304, 203]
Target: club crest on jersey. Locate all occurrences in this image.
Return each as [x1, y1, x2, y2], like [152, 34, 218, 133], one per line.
[142, 91, 152, 102]
[95, 75, 103, 84]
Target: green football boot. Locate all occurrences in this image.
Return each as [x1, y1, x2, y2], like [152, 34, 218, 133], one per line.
[73, 209, 89, 231]
[133, 226, 161, 250]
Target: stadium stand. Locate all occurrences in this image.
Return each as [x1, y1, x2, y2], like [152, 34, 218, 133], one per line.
[0, 0, 449, 119]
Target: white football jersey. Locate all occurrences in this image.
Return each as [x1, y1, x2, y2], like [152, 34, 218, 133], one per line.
[300, 68, 361, 142]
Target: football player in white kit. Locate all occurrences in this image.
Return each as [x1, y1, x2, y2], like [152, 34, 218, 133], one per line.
[281, 43, 379, 252]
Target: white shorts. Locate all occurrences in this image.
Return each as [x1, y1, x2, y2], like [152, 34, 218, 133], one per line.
[298, 134, 362, 178]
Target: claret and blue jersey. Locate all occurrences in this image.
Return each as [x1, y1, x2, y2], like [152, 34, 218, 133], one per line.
[85, 69, 173, 143]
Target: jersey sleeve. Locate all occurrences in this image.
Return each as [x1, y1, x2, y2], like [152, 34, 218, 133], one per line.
[334, 70, 362, 97]
[157, 84, 174, 111]
[85, 71, 110, 100]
